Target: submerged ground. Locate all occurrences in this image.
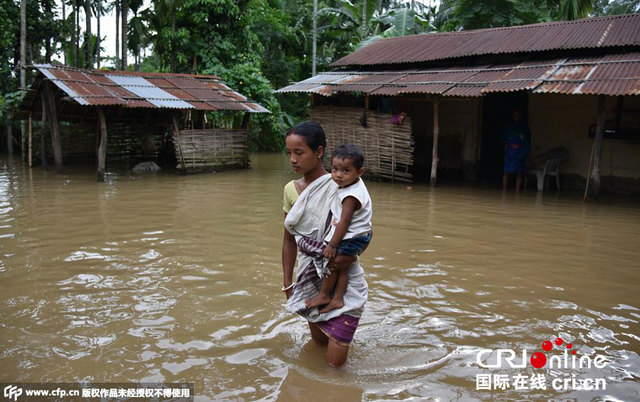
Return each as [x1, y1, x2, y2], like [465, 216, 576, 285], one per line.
[1, 153, 638, 400]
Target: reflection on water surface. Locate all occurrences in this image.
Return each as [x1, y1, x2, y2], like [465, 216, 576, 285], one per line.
[0, 154, 638, 400]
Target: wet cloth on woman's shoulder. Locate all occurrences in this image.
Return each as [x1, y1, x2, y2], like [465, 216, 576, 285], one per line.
[283, 174, 368, 323]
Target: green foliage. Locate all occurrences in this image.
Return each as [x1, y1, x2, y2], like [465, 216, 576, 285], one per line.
[437, 0, 545, 30]
[593, 0, 640, 15]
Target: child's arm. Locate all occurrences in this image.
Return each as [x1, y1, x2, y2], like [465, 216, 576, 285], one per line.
[324, 196, 361, 259]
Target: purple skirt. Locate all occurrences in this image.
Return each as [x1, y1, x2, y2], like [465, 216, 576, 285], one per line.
[315, 315, 360, 346]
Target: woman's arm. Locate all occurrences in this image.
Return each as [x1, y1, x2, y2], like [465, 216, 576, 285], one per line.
[282, 216, 297, 299]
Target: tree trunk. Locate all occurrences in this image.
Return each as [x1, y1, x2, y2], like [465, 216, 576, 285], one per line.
[361, 0, 367, 39]
[20, 0, 26, 86]
[20, 0, 27, 160]
[312, 0, 317, 76]
[96, 0, 101, 68]
[121, 0, 128, 70]
[85, 0, 92, 68]
[75, 0, 80, 67]
[170, 4, 176, 72]
[63, 0, 67, 65]
[115, 0, 120, 69]
[71, 0, 79, 67]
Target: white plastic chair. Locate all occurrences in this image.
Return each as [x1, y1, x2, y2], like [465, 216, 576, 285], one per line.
[532, 158, 563, 191]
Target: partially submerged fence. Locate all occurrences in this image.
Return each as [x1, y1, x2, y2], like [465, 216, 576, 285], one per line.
[173, 127, 249, 173]
[311, 106, 414, 182]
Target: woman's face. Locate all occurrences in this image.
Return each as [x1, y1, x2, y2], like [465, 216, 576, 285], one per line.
[285, 134, 323, 174]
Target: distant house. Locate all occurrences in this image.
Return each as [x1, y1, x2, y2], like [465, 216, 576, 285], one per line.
[277, 14, 640, 195]
[19, 64, 269, 181]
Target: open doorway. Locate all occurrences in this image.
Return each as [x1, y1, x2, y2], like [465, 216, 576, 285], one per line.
[480, 92, 529, 183]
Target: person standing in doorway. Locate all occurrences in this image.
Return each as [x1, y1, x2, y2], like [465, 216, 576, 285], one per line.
[502, 109, 531, 192]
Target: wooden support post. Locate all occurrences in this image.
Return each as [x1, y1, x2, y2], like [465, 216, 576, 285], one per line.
[586, 95, 606, 200]
[42, 81, 63, 173]
[241, 112, 251, 167]
[96, 107, 108, 182]
[241, 112, 250, 129]
[430, 97, 440, 187]
[28, 113, 32, 167]
[41, 98, 48, 169]
[173, 115, 186, 171]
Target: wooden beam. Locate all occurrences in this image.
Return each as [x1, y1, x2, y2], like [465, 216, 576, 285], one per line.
[96, 107, 108, 182]
[173, 114, 186, 171]
[42, 81, 63, 173]
[430, 97, 440, 187]
[586, 95, 606, 200]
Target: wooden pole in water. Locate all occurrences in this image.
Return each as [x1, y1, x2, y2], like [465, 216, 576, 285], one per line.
[430, 97, 440, 187]
[583, 142, 595, 201]
[42, 81, 63, 173]
[241, 112, 250, 167]
[587, 95, 606, 200]
[41, 95, 48, 169]
[173, 115, 186, 171]
[96, 107, 108, 182]
[28, 112, 32, 167]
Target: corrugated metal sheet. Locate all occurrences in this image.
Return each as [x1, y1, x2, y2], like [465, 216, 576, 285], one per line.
[276, 53, 640, 97]
[34, 64, 270, 113]
[332, 14, 640, 67]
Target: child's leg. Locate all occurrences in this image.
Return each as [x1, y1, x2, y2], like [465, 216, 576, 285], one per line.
[306, 272, 338, 308]
[319, 269, 348, 313]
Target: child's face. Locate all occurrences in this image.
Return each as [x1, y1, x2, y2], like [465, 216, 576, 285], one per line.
[331, 157, 363, 188]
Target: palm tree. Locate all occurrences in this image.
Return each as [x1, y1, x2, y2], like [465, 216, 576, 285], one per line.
[84, 0, 92, 68]
[121, 0, 128, 69]
[128, 0, 147, 71]
[312, 0, 317, 76]
[95, 0, 101, 67]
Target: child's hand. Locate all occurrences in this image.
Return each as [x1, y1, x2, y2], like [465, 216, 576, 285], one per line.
[324, 243, 337, 259]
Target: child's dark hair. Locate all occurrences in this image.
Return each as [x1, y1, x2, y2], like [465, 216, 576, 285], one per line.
[332, 144, 364, 170]
[286, 121, 327, 152]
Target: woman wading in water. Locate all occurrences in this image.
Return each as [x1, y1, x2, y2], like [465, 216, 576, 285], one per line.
[281, 121, 368, 367]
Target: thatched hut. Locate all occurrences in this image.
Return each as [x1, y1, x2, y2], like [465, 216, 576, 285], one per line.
[19, 64, 269, 181]
[277, 14, 640, 196]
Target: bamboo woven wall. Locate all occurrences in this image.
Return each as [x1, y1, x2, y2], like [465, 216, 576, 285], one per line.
[311, 106, 414, 182]
[31, 119, 165, 165]
[173, 128, 249, 172]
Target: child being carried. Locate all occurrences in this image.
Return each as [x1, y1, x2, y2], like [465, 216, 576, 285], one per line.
[306, 144, 373, 313]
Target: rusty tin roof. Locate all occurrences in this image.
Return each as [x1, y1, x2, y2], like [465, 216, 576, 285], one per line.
[276, 52, 640, 97]
[332, 14, 640, 67]
[33, 64, 270, 113]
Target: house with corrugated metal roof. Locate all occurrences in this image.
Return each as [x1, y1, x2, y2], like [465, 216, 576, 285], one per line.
[277, 13, 640, 197]
[19, 64, 269, 181]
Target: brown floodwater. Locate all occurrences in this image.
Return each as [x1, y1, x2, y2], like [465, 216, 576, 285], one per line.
[0, 153, 639, 401]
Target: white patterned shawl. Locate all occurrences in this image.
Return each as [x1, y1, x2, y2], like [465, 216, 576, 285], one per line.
[284, 174, 368, 321]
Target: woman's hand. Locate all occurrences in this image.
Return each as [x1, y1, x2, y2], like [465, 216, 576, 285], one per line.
[328, 254, 357, 272]
[285, 287, 293, 300]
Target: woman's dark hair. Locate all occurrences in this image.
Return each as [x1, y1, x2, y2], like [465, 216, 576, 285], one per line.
[332, 144, 364, 170]
[287, 121, 327, 152]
